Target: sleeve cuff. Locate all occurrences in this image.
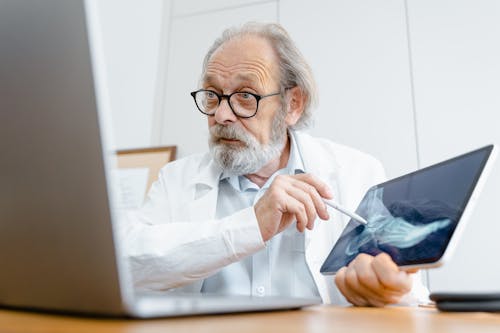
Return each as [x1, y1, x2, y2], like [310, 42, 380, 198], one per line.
[220, 207, 266, 260]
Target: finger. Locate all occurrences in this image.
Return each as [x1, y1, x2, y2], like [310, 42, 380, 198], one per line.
[372, 253, 412, 294]
[280, 193, 309, 232]
[290, 179, 330, 221]
[281, 195, 308, 233]
[335, 267, 369, 306]
[293, 173, 333, 199]
[266, 176, 308, 231]
[404, 268, 419, 274]
[284, 186, 318, 230]
[273, 174, 330, 221]
[345, 265, 382, 306]
[350, 254, 404, 305]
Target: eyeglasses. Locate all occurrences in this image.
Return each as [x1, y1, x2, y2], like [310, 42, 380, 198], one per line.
[190, 89, 281, 118]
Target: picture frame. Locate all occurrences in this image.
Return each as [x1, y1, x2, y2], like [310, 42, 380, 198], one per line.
[115, 146, 177, 193]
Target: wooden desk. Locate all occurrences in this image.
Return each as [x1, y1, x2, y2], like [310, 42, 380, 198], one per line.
[1, 305, 500, 333]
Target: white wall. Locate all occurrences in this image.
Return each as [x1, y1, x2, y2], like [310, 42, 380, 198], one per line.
[95, 0, 165, 150]
[407, 0, 500, 292]
[280, 0, 419, 179]
[99, 0, 500, 292]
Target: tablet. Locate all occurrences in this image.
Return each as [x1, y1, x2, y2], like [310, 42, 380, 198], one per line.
[320, 145, 496, 275]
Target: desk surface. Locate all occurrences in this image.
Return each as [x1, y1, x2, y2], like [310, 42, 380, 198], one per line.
[1, 305, 500, 333]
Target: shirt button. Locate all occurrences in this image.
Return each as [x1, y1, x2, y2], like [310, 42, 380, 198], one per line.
[256, 286, 266, 297]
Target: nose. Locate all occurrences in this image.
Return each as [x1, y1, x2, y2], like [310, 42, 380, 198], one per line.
[214, 98, 237, 124]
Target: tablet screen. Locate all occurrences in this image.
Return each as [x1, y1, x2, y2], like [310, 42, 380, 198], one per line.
[320, 145, 494, 274]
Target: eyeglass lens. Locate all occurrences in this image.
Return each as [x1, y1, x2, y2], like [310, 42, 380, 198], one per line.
[195, 91, 257, 117]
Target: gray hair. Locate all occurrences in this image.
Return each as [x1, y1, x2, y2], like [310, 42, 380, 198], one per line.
[201, 22, 317, 130]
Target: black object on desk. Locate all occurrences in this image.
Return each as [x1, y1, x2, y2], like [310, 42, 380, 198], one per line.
[430, 292, 500, 312]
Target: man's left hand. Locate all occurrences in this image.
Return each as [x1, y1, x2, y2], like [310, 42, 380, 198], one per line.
[334, 253, 416, 307]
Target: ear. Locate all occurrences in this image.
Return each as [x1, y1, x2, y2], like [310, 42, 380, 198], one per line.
[284, 86, 306, 127]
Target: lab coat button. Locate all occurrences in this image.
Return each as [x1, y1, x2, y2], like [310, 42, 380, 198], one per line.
[256, 286, 265, 296]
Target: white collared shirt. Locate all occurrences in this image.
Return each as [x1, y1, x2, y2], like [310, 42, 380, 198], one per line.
[201, 133, 320, 298]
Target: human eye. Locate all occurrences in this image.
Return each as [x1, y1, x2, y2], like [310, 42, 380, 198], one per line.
[239, 92, 252, 99]
[204, 90, 220, 105]
[235, 92, 255, 101]
[205, 90, 218, 99]
[200, 90, 219, 109]
[232, 92, 257, 111]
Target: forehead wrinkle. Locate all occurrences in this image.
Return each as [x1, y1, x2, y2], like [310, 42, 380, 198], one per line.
[204, 59, 277, 90]
[202, 73, 219, 87]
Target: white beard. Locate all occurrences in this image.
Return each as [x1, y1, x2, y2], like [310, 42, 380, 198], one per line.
[209, 111, 287, 176]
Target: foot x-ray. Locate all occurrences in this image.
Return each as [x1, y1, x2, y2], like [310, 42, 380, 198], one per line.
[345, 189, 454, 262]
[321, 145, 495, 274]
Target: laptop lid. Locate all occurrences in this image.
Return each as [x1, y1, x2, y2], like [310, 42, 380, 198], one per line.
[0, 0, 320, 317]
[0, 0, 132, 316]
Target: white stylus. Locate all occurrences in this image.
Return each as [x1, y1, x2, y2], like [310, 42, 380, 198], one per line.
[323, 199, 368, 225]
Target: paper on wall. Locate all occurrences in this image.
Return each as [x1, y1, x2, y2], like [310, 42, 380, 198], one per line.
[111, 168, 149, 211]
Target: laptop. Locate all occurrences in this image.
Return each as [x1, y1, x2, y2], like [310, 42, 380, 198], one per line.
[0, 0, 319, 317]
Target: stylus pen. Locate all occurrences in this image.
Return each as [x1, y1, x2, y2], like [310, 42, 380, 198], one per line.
[323, 199, 368, 225]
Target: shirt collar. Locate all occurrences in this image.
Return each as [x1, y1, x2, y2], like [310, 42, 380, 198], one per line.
[222, 129, 305, 192]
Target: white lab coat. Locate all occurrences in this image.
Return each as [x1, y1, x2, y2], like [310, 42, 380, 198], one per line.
[123, 130, 428, 304]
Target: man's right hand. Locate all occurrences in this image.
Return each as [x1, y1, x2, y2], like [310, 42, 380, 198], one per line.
[254, 173, 333, 241]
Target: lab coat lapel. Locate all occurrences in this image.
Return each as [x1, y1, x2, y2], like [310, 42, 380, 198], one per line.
[293, 131, 343, 248]
[293, 131, 344, 303]
[187, 158, 221, 222]
[188, 185, 218, 221]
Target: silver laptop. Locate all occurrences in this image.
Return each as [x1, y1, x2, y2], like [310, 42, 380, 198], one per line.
[0, 0, 320, 317]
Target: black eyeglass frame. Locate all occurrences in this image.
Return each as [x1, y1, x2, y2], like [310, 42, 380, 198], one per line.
[190, 89, 282, 119]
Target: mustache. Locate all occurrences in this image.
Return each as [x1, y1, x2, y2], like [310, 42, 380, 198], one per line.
[210, 124, 250, 143]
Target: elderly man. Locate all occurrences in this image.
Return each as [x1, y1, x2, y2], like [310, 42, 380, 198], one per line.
[125, 22, 428, 307]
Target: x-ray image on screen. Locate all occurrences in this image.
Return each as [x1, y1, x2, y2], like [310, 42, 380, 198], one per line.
[347, 188, 451, 254]
[341, 188, 456, 265]
[321, 145, 494, 274]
